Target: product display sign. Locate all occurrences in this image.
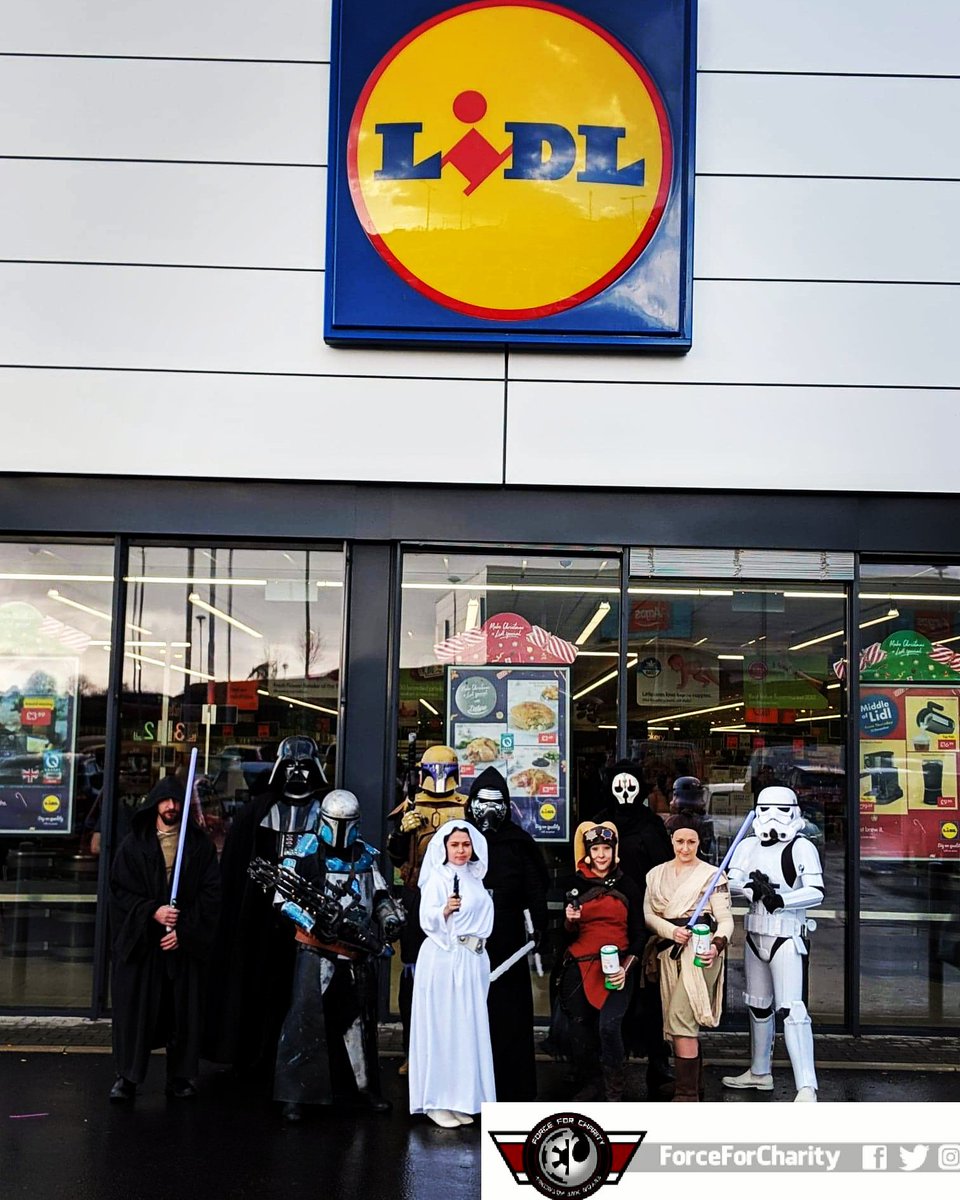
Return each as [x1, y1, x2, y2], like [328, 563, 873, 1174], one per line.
[635, 648, 718, 711]
[447, 665, 570, 841]
[0, 656, 78, 835]
[326, 0, 696, 350]
[859, 685, 960, 860]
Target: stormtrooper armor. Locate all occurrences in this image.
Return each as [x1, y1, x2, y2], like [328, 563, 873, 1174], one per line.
[722, 787, 824, 1102]
[272, 787, 404, 1120]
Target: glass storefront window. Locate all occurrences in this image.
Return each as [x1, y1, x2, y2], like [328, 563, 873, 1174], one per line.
[858, 563, 960, 1026]
[396, 551, 620, 1014]
[0, 542, 114, 1009]
[626, 575, 849, 1025]
[116, 546, 345, 855]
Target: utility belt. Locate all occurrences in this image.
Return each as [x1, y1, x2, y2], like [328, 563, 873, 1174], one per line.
[565, 946, 626, 965]
[295, 928, 362, 960]
[744, 907, 812, 938]
[655, 913, 717, 955]
[454, 934, 486, 955]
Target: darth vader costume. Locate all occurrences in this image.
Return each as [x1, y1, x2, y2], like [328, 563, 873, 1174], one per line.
[592, 758, 675, 1097]
[465, 767, 549, 1102]
[203, 736, 329, 1075]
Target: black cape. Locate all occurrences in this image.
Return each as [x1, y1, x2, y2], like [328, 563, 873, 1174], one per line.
[467, 767, 549, 1102]
[109, 778, 220, 1084]
[202, 786, 310, 1073]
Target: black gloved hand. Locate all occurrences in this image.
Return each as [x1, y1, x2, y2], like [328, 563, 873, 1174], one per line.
[761, 893, 784, 913]
[745, 870, 776, 903]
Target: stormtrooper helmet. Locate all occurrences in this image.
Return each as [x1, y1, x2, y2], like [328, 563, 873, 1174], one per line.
[268, 735, 326, 803]
[611, 771, 641, 806]
[753, 786, 805, 845]
[319, 789, 361, 853]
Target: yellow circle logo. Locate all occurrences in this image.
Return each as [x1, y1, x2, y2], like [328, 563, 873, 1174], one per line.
[539, 802, 557, 822]
[348, 1, 671, 319]
[941, 821, 958, 841]
[42, 795, 61, 813]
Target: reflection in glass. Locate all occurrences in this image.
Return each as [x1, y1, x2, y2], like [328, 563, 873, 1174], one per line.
[118, 547, 345, 857]
[859, 562, 960, 1026]
[0, 542, 113, 1009]
[625, 579, 848, 1026]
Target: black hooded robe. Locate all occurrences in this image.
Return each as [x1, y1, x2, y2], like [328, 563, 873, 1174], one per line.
[593, 759, 674, 1066]
[109, 780, 220, 1085]
[467, 767, 549, 1102]
[202, 788, 303, 1074]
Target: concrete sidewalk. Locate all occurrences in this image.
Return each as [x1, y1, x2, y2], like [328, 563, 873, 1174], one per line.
[0, 1045, 956, 1200]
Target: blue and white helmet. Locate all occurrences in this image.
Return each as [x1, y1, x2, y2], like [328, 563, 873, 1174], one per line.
[319, 788, 361, 853]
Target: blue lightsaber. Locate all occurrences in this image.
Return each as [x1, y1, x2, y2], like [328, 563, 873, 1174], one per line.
[670, 808, 755, 959]
[166, 747, 199, 931]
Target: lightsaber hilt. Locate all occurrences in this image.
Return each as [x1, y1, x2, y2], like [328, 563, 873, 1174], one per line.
[669, 808, 755, 960]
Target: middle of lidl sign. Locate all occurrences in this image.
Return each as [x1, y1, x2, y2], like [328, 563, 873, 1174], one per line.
[326, 0, 696, 350]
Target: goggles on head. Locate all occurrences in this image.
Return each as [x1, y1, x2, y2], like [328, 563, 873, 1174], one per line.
[584, 826, 617, 849]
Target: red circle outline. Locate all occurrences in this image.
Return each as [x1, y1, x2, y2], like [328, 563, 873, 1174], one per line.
[346, 1, 674, 322]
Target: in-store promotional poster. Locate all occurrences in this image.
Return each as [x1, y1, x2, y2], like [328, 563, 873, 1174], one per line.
[447, 664, 570, 840]
[860, 685, 960, 859]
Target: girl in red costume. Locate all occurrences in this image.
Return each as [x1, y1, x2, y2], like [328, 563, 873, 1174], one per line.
[557, 822, 645, 1102]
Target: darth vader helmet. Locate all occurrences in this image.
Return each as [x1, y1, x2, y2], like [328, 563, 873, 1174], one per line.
[268, 735, 327, 804]
[466, 766, 510, 833]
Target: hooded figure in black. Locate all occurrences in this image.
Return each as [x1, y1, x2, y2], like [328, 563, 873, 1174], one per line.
[203, 736, 327, 1078]
[593, 758, 675, 1097]
[465, 766, 549, 1102]
[109, 776, 220, 1100]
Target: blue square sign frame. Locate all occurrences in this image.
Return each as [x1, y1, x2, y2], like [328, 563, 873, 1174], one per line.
[325, 0, 696, 351]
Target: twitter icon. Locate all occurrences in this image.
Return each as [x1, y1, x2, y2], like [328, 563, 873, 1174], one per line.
[899, 1145, 929, 1171]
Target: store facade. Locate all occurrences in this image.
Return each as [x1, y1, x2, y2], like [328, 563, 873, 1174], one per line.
[0, 482, 956, 1036]
[1, 0, 959, 1041]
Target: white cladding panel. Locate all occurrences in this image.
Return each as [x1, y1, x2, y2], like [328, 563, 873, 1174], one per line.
[699, 0, 960, 75]
[0, 368, 505, 484]
[2, 4, 959, 493]
[510, 280, 960, 389]
[0, 0, 332, 61]
[506, 382, 960, 493]
[0, 58, 328, 164]
[0, 263, 502, 379]
[696, 73, 960, 179]
[695, 177, 960, 284]
[0, 160, 327, 270]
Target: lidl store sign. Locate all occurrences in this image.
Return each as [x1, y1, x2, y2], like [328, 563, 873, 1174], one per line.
[325, 0, 696, 350]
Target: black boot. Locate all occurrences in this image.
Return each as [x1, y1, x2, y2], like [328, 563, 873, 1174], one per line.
[601, 1064, 625, 1103]
[671, 1055, 699, 1102]
[109, 1076, 136, 1103]
[697, 1050, 705, 1101]
[282, 1102, 304, 1123]
[355, 1088, 392, 1114]
[645, 1042, 675, 1100]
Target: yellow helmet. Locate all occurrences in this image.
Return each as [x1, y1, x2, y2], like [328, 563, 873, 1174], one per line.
[419, 745, 460, 797]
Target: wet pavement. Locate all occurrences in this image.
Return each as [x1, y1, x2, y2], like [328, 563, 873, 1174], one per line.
[0, 1043, 956, 1200]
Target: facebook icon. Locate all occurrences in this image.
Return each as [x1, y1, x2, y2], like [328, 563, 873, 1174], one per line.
[863, 1145, 888, 1170]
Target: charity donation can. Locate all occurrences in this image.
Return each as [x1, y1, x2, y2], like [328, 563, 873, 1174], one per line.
[692, 924, 712, 967]
[600, 944, 621, 988]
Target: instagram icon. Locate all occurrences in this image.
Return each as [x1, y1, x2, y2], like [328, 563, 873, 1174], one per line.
[938, 1145, 960, 1170]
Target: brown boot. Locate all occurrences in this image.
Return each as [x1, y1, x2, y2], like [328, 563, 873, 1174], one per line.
[671, 1055, 699, 1102]
[698, 1050, 705, 1100]
[601, 1065, 625, 1103]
